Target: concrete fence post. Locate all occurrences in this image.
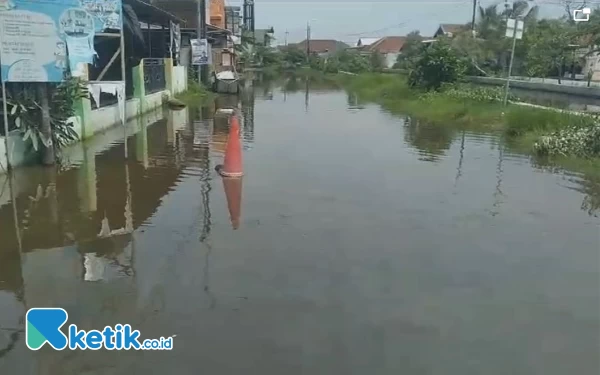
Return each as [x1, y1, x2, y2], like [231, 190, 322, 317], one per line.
[76, 65, 92, 140]
[133, 61, 146, 116]
[165, 58, 174, 94]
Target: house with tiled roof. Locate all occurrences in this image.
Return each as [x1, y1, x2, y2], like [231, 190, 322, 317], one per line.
[355, 37, 380, 48]
[434, 24, 468, 38]
[293, 39, 349, 58]
[364, 36, 406, 68]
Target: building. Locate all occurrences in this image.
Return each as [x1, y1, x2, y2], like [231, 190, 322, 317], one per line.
[293, 39, 349, 58]
[433, 23, 467, 38]
[151, 0, 236, 72]
[225, 5, 242, 37]
[209, 0, 225, 29]
[363, 36, 406, 68]
[243, 0, 255, 33]
[250, 28, 275, 46]
[355, 37, 379, 48]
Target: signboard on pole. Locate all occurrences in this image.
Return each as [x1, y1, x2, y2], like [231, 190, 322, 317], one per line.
[505, 18, 524, 40]
[191, 38, 209, 65]
[0, 0, 122, 82]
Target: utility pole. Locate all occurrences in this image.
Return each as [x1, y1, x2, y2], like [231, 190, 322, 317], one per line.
[197, 0, 208, 84]
[503, 17, 522, 106]
[306, 22, 311, 63]
[471, 0, 477, 35]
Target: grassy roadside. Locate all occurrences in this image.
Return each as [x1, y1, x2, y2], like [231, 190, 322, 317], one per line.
[175, 81, 215, 106]
[333, 73, 600, 175]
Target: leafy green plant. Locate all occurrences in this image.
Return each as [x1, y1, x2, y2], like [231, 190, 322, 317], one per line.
[3, 76, 87, 161]
[534, 124, 600, 158]
[408, 41, 466, 90]
[394, 30, 424, 70]
[441, 85, 519, 102]
[370, 52, 385, 71]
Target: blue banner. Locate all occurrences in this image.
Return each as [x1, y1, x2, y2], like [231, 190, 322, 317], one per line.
[0, 0, 122, 82]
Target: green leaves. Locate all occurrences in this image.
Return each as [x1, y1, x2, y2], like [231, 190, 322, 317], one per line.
[523, 19, 575, 78]
[409, 41, 466, 90]
[5, 76, 83, 162]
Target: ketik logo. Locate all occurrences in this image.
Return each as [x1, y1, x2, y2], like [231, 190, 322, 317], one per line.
[26, 308, 69, 350]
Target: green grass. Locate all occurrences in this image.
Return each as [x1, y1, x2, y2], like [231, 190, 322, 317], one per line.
[176, 81, 214, 106]
[503, 106, 596, 136]
[336, 73, 600, 158]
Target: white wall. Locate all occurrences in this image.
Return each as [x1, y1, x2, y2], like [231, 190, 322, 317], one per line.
[87, 91, 164, 137]
[172, 66, 187, 94]
[384, 53, 399, 69]
[584, 53, 600, 81]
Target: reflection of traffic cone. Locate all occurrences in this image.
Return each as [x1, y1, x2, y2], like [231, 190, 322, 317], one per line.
[222, 177, 242, 229]
[216, 115, 243, 177]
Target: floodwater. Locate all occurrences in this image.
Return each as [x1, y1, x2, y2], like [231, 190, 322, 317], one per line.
[0, 77, 598, 375]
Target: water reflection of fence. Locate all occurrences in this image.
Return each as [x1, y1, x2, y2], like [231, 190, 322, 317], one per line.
[143, 59, 166, 94]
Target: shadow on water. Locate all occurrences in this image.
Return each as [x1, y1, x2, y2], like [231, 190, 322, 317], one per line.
[403, 116, 456, 162]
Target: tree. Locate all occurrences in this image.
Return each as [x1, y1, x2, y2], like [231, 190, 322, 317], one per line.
[502, 0, 539, 21]
[524, 19, 573, 80]
[575, 6, 600, 53]
[370, 52, 385, 71]
[255, 45, 280, 66]
[237, 43, 256, 66]
[477, 4, 504, 41]
[281, 46, 306, 66]
[408, 40, 465, 90]
[451, 30, 497, 75]
[330, 50, 371, 73]
[394, 30, 423, 69]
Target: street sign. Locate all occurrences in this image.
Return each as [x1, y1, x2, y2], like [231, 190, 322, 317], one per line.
[191, 38, 210, 65]
[505, 18, 524, 40]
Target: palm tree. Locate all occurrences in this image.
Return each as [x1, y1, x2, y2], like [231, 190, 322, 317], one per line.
[502, 0, 538, 20]
[477, 4, 503, 40]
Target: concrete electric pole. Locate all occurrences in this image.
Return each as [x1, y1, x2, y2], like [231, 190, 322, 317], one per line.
[306, 22, 311, 62]
[197, 0, 208, 84]
[471, 0, 477, 35]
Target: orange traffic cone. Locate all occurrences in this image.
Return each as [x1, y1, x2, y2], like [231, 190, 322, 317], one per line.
[216, 115, 243, 177]
[222, 176, 242, 229]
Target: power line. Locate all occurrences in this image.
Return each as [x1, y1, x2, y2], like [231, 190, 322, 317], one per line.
[341, 1, 472, 37]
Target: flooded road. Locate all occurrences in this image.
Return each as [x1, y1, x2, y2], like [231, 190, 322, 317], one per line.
[0, 79, 598, 375]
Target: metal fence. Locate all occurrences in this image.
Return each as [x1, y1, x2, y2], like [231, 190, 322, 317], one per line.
[143, 59, 166, 95]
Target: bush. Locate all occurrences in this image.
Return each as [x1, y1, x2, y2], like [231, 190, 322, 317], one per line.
[534, 124, 600, 158]
[408, 42, 465, 90]
[370, 52, 385, 71]
[281, 47, 306, 65]
[504, 107, 596, 136]
[441, 85, 518, 102]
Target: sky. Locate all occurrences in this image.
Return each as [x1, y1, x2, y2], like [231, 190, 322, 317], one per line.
[226, 0, 582, 46]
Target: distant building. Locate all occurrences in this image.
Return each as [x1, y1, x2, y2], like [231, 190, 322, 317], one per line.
[151, 0, 235, 72]
[225, 6, 242, 37]
[355, 37, 380, 48]
[209, 0, 225, 29]
[293, 39, 349, 58]
[433, 24, 467, 38]
[363, 36, 406, 68]
[248, 28, 275, 46]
